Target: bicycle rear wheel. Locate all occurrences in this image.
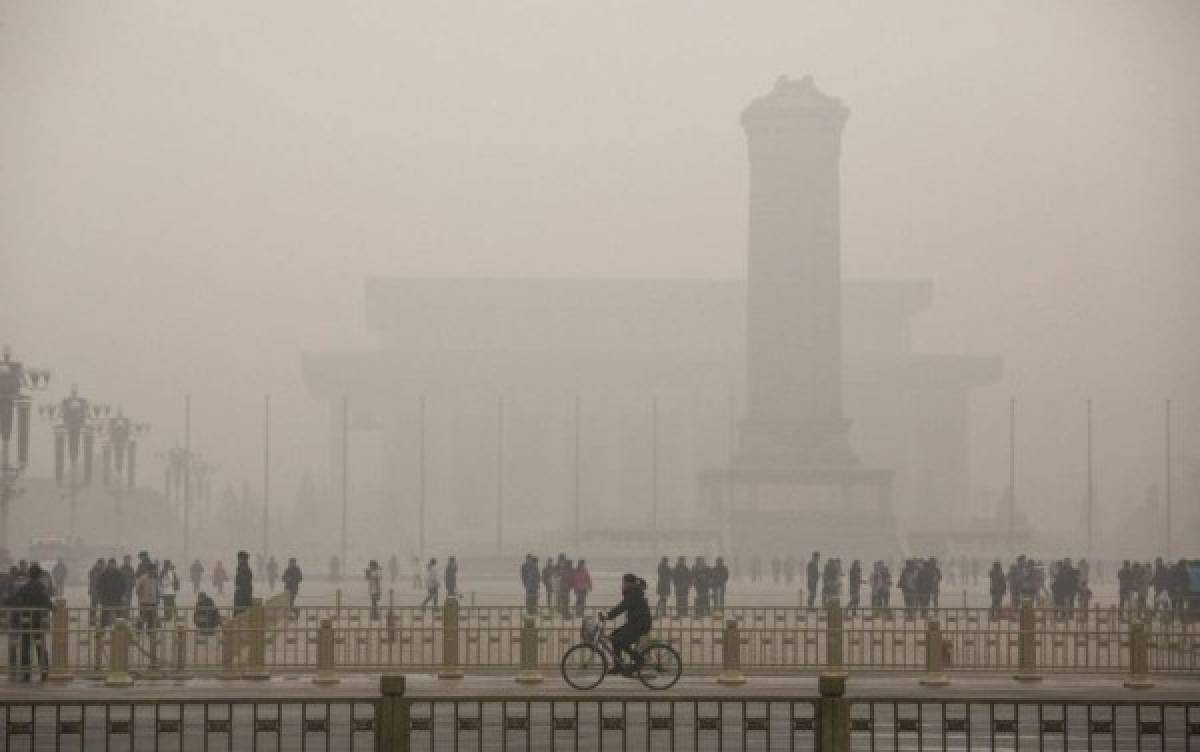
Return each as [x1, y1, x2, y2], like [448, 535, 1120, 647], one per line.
[561, 643, 607, 690]
[637, 642, 682, 690]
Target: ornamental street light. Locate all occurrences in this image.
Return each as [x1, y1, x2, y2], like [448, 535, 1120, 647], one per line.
[0, 345, 51, 552]
[159, 443, 214, 560]
[40, 385, 107, 543]
[96, 407, 150, 528]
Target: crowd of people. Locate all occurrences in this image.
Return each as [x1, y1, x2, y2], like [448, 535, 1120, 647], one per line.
[520, 554, 593, 617]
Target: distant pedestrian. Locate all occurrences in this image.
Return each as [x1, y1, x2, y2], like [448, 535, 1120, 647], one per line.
[672, 557, 691, 617]
[51, 558, 68, 593]
[421, 558, 440, 608]
[212, 560, 228, 596]
[10, 563, 51, 682]
[119, 555, 136, 608]
[365, 560, 383, 620]
[233, 551, 253, 617]
[520, 555, 540, 615]
[655, 557, 671, 617]
[541, 558, 557, 609]
[266, 556, 279, 592]
[189, 559, 204, 593]
[806, 552, 820, 607]
[712, 557, 729, 609]
[282, 558, 303, 615]
[159, 560, 180, 622]
[97, 559, 125, 627]
[135, 564, 160, 632]
[573, 560, 592, 618]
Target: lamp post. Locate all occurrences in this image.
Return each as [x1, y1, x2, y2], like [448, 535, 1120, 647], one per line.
[0, 346, 51, 552]
[97, 408, 150, 530]
[40, 385, 107, 544]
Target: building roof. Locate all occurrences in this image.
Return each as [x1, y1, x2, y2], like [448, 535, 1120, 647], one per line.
[363, 277, 933, 354]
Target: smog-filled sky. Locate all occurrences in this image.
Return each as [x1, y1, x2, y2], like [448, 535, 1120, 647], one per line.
[2, 1, 1198, 551]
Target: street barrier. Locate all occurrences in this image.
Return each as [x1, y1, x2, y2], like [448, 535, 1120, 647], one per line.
[2, 599, 1197, 680]
[2, 675, 1195, 752]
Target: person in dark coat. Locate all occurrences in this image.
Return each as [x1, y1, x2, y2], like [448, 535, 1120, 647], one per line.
[671, 557, 691, 617]
[605, 574, 652, 674]
[520, 555, 541, 615]
[282, 558, 303, 615]
[541, 558, 557, 609]
[97, 558, 126, 628]
[806, 552, 821, 607]
[712, 557, 729, 610]
[655, 557, 671, 617]
[10, 563, 52, 681]
[233, 551, 253, 617]
[989, 560, 1007, 617]
[193, 591, 221, 634]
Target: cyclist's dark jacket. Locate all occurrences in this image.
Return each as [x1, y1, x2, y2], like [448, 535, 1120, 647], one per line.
[607, 588, 652, 634]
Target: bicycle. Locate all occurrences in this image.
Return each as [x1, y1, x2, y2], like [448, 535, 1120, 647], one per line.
[560, 614, 682, 690]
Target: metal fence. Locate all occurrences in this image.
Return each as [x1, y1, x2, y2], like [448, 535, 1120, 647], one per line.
[2, 598, 1197, 680]
[1, 675, 1197, 751]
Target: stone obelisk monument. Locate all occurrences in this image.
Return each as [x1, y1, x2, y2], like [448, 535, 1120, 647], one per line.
[702, 76, 894, 555]
[739, 75, 857, 467]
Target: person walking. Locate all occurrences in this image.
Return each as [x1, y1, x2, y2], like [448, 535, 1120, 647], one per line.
[420, 558, 440, 608]
[189, 559, 204, 593]
[282, 558, 303, 615]
[212, 560, 228, 596]
[266, 556, 279, 593]
[158, 560, 180, 622]
[365, 560, 384, 620]
[233, 551, 253, 617]
[444, 556, 458, 599]
[573, 560, 592, 618]
[655, 556, 671, 617]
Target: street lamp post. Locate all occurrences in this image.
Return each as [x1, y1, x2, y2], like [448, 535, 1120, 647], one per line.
[97, 408, 150, 530]
[0, 346, 51, 552]
[40, 385, 106, 544]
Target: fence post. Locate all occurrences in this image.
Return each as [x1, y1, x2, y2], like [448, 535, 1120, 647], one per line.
[104, 619, 134, 687]
[817, 673, 850, 752]
[514, 616, 543, 684]
[1013, 597, 1042, 682]
[717, 618, 747, 685]
[142, 620, 165, 680]
[438, 596, 464, 679]
[241, 598, 270, 680]
[47, 598, 71, 681]
[824, 597, 846, 676]
[1123, 621, 1154, 689]
[171, 621, 190, 679]
[312, 618, 340, 685]
[218, 622, 240, 680]
[919, 620, 949, 686]
[376, 674, 410, 752]
[88, 625, 106, 680]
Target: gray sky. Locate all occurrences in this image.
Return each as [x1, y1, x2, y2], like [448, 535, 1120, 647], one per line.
[3, 1, 1198, 534]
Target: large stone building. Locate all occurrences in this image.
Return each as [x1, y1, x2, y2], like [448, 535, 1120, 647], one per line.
[302, 77, 1001, 560]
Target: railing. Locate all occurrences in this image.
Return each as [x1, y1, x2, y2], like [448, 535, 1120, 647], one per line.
[1, 675, 1196, 751]
[3, 598, 1197, 681]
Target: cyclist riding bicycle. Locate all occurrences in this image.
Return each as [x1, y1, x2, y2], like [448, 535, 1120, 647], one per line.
[605, 573, 652, 675]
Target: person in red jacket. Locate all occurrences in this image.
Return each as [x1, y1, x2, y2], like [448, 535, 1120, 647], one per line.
[572, 560, 593, 618]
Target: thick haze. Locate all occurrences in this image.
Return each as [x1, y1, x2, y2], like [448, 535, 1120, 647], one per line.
[2, 1, 1198, 545]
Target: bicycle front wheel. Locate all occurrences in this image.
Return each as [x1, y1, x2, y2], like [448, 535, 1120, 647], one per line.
[561, 643, 608, 690]
[637, 642, 682, 690]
